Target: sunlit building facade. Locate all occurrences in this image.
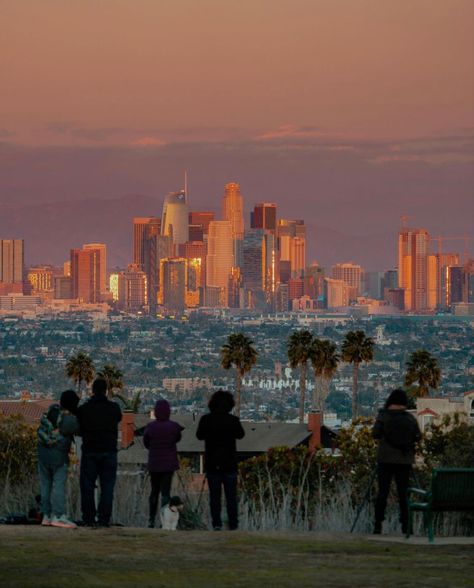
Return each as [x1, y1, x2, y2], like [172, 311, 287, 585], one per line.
[161, 191, 189, 247]
[83, 243, 107, 296]
[0, 239, 24, 294]
[206, 221, 234, 303]
[331, 262, 363, 295]
[70, 247, 101, 303]
[398, 228, 430, 311]
[223, 182, 244, 267]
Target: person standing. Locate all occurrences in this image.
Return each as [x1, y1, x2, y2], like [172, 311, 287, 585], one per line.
[37, 389, 80, 528]
[196, 390, 245, 531]
[143, 399, 184, 528]
[372, 388, 421, 535]
[77, 378, 122, 527]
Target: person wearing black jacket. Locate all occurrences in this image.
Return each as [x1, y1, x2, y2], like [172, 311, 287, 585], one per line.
[372, 388, 421, 535]
[77, 378, 122, 527]
[196, 390, 245, 530]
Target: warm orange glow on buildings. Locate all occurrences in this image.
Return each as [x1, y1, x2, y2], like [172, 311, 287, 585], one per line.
[398, 228, 430, 311]
[206, 221, 234, 302]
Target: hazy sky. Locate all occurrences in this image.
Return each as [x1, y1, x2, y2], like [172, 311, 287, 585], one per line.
[1, 0, 473, 145]
[0, 0, 473, 268]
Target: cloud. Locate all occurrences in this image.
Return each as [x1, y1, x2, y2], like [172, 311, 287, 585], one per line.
[131, 136, 167, 147]
[255, 124, 346, 141]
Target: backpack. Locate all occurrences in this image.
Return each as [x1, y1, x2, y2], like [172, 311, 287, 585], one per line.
[383, 412, 415, 454]
[37, 405, 63, 447]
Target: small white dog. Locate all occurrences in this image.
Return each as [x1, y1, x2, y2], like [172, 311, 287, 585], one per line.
[160, 496, 184, 531]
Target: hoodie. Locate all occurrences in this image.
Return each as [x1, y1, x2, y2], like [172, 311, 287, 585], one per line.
[143, 400, 184, 472]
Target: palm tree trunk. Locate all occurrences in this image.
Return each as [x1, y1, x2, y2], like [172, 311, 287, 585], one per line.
[299, 362, 307, 424]
[352, 363, 359, 421]
[312, 376, 319, 412]
[235, 368, 242, 417]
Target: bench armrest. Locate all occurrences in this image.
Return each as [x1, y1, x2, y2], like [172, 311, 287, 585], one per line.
[408, 487, 428, 497]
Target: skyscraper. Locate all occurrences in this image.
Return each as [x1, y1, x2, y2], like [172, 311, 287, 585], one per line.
[188, 212, 215, 238]
[161, 257, 187, 312]
[124, 264, 147, 311]
[251, 203, 277, 232]
[0, 239, 24, 294]
[278, 220, 306, 278]
[161, 190, 189, 247]
[206, 221, 234, 303]
[27, 266, 53, 293]
[243, 229, 264, 291]
[398, 228, 430, 311]
[223, 182, 244, 267]
[83, 243, 107, 296]
[331, 263, 363, 296]
[133, 217, 160, 268]
[70, 247, 100, 303]
[143, 221, 173, 313]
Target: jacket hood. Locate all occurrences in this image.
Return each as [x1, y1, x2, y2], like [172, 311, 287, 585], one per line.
[154, 399, 171, 421]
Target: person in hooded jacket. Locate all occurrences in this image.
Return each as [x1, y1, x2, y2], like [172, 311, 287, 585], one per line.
[372, 388, 421, 535]
[37, 389, 80, 528]
[143, 399, 184, 528]
[196, 390, 245, 531]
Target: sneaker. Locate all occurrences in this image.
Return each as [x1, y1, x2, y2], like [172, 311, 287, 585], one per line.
[51, 515, 77, 529]
[41, 515, 52, 526]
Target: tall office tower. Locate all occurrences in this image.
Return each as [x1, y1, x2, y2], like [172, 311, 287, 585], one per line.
[124, 264, 147, 311]
[251, 203, 277, 232]
[161, 190, 189, 247]
[463, 259, 474, 302]
[143, 221, 173, 312]
[447, 266, 463, 305]
[228, 267, 242, 308]
[398, 228, 430, 311]
[427, 252, 460, 309]
[179, 241, 207, 287]
[186, 258, 202, 307]
[206, 221, 234, 303]
[324, 278, 351, 308]
[331, 263, 363, 295]
[0, 239, 24, 294]
[278, 219, 306, 278]
[109, 272, 123, 302]
[27, 266, 53, 293]
[70, 247, 100, 303]
[263, 231, 279, 302]
[304, 263, 325, 300]
[364, 271, 384, 299]
[83, 243, 107, 296]
[160, 257, 187, 312]
[133, 217, 160, 268]
[188, 212, 215, 238]
[53, 276, 72, 299]
[242, 229, 264, 291]
[222, 182, 245, 268]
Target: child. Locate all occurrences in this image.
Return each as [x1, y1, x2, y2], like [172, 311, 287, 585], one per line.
[37, 390, 80, 528]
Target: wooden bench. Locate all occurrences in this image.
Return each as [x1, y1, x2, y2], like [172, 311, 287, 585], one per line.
[407, 468, 474, 542]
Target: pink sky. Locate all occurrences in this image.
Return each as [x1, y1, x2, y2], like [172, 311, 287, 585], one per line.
[1, 0, 473, 146]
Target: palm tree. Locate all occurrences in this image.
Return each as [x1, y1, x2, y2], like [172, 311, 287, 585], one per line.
[310, 338, 339, 412]
[287, 330, 313, 423]
[65, 351, 95, 395]
[220, 333, 258, 417]
[97, 364, 124, 399]
[341, 330, 375, 421]
[404, 350, 441, 397]
[114, 391, 142, 413]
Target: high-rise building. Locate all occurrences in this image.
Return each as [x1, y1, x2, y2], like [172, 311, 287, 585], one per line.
[133, 217, 160, 268]
[161, 257, 187, 312]
[331, 263, 363, 296]
[206, 221, 234, 303]
[179, 241, 207, 287]
[27, 266, 53, 293]
[278, 220, 306, 278]
[0, 239, 24, 294]
[53, 276, 72, 299]
[304, 263, 325, 300]
[161, 190, 189, 247]
[186, 258, 202, 307]
[463, 259, 474, 302]
[188, 212, 215, 238]
[428, 253, 461, 309]
[243, 229, 264, 291]
[398, 228, 430, 311]
[125, 264, 147, 311]
[325, 277, 351, 308]
[251, 203, 277, 232]
[223, 182, 245, 267]
[143, 220, 173, 312]
[83, 243, 107, 296]
[70, 247, 100, 303]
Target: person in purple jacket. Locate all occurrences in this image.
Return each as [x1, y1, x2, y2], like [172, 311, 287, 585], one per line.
[143, 399, 184, 528]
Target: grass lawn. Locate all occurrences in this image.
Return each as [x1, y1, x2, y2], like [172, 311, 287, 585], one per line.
[0, 526, 473, 588]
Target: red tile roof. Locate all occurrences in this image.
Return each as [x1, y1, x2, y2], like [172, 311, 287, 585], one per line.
[0, 400, 54, 424]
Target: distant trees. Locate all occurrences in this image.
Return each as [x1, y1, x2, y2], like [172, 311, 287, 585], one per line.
[404, 350, 441, 398]
[97, 363, 124, 399]
[65, 351, 95, 395]
[287, 330, 313, 423]
[310, 338, 339, 412]
[221, 333, 258, 417]
[341, 331, 375, 422]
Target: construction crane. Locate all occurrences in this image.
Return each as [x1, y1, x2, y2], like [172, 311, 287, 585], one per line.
[431, 236, 472, 264]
